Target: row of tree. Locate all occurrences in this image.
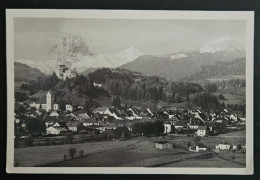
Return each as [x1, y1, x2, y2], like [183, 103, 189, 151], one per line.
[132, 121, 164, 136]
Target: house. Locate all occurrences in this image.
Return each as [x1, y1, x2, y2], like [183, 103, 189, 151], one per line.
[216, 143, 231, 151]
[108, 109, 123, 120]
[197, 126, 208, 137]
[174, 121, 186, 130]
[93, 107, 109, 114]
[66, 121, 80, 132]
[164, 123, 173, 134]
[189, 119, 201, 130]
[195, 143, 207, 152]
[189, 143, 207, 152]
[155, 141, 173, 149]
[49, 110, 59, 117]
[44, 116, 60, 127]
[46, 126, 67, 135]
[93, 82, 102, 87]
[128, 108, 142, 119]
[82, 118, 98, 127]
[66, 104, 73, 112]
[76, 113, 90, 121]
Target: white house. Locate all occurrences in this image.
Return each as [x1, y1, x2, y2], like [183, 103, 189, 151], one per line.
[66, 104, 73, 112]
[216, 143, 231, 151]
[197, 126, 208, 137]
[195, 143, 207, 152]
[53, 104, 60, 111]
[164, 123, 172, 134]
[189, 143, 207, 152]
[46, 126, 67, 135]
[93, 82, 102, 87]
[128, 108, 142, 119]
[104, 109, 122, 120]
[66, 122, 78, 132]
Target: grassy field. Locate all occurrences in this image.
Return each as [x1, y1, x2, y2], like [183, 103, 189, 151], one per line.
[14, 130, 246, 167]
[221, 93, 245, 105]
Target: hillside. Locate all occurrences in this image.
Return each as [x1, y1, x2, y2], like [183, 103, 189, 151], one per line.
[14, 62, 45, 82]
[20, 74, 108, 108]
[88, 68, 203, 102]
[183, 58, 245, 82]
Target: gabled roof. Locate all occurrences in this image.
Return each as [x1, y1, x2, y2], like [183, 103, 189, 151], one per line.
[82, 117, 96, 123]
[77, 113, 90, 120]
[197, 126, 207, 130]
[44, 116, 60, 122]
[94, 107, 109, 112]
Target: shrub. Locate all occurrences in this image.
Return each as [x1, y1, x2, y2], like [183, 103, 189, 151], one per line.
[68, 148, 77, 159]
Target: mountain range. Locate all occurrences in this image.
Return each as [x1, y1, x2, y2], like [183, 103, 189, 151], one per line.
[15, 47, 142, 75]
[120, 38, 245, 81]
[15, 37, 245, 81]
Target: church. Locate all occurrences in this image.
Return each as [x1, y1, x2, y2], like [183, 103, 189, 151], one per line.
[30, 91, 73, 112]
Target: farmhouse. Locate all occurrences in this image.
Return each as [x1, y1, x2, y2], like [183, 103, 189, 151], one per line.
[197, 126, 208, 137]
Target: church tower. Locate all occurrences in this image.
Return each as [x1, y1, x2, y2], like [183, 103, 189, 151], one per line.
[46, 91, 54, 112]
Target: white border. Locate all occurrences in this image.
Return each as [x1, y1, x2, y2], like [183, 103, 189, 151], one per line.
[6, 9, 254, 174]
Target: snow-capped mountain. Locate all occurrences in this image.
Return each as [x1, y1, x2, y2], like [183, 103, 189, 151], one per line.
[15, 47, 143, 74]
[200, 37, 244, 54]
[120, 38, 245, 80]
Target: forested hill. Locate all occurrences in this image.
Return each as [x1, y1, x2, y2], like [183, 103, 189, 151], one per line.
[183, 58, 245, 82]
[15, 62, 45, 82]
[20, 74, 108, 108]
[88, 68, 203, 102]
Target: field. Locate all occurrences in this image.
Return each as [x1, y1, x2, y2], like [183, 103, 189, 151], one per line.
[14, 130, 246, 167]
[221, 93, 245, 105]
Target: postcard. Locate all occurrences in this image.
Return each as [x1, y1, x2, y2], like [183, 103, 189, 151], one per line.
[6, 9, 254, 174]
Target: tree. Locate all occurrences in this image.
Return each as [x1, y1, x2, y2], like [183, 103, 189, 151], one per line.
[174, 93, 181, 103]
[79, 150, 84, 157]
[68, 148, 77, 159]
[65, 133, 74, 144]
[114, 127, 130, 139]
[63, 154, 67, 161]
[112, 96, 121, 107]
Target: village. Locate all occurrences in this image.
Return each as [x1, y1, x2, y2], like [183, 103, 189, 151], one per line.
[14, 89, 246, 155]
[13, 57, 246, 167]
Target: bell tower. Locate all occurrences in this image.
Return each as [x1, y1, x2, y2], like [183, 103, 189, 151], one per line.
[46, 91, 54, 111]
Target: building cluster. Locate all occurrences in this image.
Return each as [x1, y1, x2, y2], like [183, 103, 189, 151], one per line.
[17, 91, 246, 139]
[29, 91, 73, 112]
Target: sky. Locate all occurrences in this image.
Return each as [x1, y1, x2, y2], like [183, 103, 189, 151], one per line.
[14, 18, 246, 61]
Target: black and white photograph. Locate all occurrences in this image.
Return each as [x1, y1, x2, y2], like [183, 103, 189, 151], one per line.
[6, 10, 254, 174]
